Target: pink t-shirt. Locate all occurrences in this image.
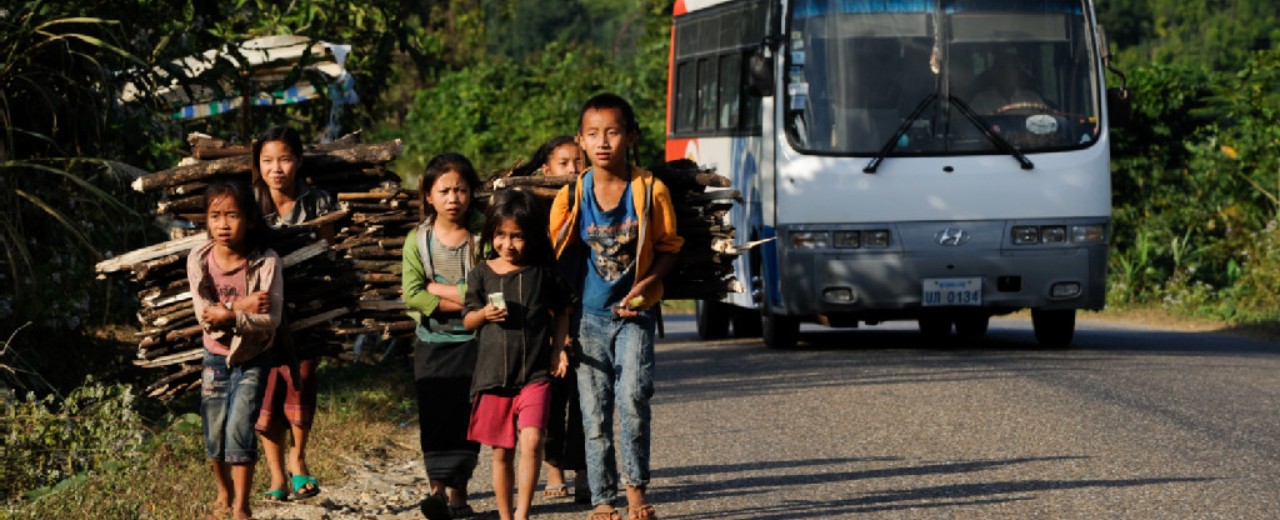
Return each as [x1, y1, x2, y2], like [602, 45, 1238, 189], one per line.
[201, 251, 247, 356]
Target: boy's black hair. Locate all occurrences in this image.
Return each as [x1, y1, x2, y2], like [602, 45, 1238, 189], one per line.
[418, 153, 483, 221]
[513, 135, 578, 177]
[204, 180, 271, 253]
[250, 125, 306, 217]
[482, 189, 553, 265]
[578, 93, 641, 167]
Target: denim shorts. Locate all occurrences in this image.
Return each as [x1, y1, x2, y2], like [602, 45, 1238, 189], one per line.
[201, 350, 268, 464]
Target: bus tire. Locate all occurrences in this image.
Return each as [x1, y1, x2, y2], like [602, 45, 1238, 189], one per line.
[954, 314, 990, 340]
[696, 300, 731, 340]
[732, 307, 763, 338]
[918, 316, 952, 339]
[762, 307, 799, 349]
[1032, 309, 1076, 348]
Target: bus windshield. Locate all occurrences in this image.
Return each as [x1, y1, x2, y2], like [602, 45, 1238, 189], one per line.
[785, 0, 1101, 156]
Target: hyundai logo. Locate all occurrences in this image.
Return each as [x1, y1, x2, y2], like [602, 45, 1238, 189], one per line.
[936, 228, 970, 246]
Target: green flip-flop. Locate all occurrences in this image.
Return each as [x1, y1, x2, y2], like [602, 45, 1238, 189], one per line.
[291, 474, 320, 498]
[261, 488, 289, 502]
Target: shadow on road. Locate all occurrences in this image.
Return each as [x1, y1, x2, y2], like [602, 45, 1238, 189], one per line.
[654, 313, 1280, 406]
[649, 453, 1212, 519]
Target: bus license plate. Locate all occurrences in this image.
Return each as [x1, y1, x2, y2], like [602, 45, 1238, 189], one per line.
[922, 277, 983, 307]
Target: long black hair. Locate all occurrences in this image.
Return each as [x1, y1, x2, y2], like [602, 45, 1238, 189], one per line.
[578, 93, 641, 168]
[417, 153, 483, 221]
[250, 125, 305, 217]
[512, 135, 577, 177]
[204, 180, 271, 253]
[481, 189, 552, 265]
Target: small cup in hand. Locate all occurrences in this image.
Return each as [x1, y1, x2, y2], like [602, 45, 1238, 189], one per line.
[488, 292, 506, 310]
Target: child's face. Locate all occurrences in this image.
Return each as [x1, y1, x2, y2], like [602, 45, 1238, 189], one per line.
[491, 218, 527, 264]
[207, 194, 250, 249]
[259, 140, 301, 192]
[544, 143, 582, 177]
[427, 171, 472, 222]
[579, 107, 634, 172]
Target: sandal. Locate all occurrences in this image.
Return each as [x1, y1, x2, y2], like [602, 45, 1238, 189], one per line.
[290, 474, 321, 499]
[543, 483, 570, 499]
[587, 510, 622, 520]
[260, 489, 289, 502]
[419, 494, 450, 520]
[628, 504, 657, 520]
[449, 503, 475, 518]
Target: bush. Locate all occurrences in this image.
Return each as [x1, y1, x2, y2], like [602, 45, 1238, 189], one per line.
[1, 378, 147, 503]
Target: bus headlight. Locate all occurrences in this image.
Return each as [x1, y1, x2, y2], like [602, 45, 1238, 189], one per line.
[864, 230, 891, 248]
[1012, 226, 1040, 245]
[1071, 224, 1106, 243]
[1041, 226, 1067, 243]
[833, 231, 860, 248]
[790, 231, 830, 249]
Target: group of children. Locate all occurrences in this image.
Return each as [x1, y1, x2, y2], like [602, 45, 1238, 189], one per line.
[192, 93, 681, 520]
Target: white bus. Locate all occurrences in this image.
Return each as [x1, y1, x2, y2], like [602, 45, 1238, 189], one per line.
[667, 0, 1129, 348]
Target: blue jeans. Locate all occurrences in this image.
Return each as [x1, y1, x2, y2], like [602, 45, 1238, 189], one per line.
[575, 310, 656, 507]
[201, 351, 268, 464]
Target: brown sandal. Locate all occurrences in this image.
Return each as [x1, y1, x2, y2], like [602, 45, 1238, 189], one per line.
[587, 510, 622, 520]
[543, 484, 570, 499]
[629, 504, 657, 520]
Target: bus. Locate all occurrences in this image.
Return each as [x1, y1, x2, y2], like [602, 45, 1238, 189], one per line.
[666, 0, 1130, 348]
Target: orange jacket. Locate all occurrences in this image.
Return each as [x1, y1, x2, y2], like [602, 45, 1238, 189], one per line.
[550, 166, 683, 309]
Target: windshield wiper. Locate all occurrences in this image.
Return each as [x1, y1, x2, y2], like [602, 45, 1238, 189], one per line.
[863, 92, 937, 174]
[948, 96, 1035, 170]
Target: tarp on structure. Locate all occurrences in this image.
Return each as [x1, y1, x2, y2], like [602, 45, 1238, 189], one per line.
[118, 35, 358, 129]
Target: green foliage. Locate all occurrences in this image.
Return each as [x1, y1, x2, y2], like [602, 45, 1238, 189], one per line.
[400, 43, 614, 178]
[398, 0, 675, 179]
[1100, 0, 1280, 71]
[1106, 8, 1280, 321]
[0, 3, 157, 333]
[1226, 221, 1280, 322]
[1, 378, 147, 503]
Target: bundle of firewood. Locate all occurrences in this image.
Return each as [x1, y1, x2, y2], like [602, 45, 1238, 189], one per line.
[329, 187, 419, 340]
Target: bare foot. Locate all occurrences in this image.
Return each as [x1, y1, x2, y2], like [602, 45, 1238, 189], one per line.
[210, 499, 232, 519]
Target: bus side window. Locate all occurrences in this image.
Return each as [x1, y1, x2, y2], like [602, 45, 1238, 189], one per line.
[718, 52, 742, 130]
[676, 61, 697, 133]
[698, 57, 719, 131]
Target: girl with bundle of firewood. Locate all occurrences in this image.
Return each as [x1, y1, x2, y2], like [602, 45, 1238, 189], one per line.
[249, 125, 337, 502]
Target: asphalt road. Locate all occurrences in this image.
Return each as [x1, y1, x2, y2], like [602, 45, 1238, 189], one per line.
[389, 314, 1280, 520]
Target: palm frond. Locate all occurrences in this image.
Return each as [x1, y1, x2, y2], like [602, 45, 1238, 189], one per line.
[0, 159, 137, 215]
[14, 189, 102, 260]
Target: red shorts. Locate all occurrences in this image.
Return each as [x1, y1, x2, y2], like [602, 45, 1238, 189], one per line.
[467, 381, 552, 449]
[255, 358, 318, 432]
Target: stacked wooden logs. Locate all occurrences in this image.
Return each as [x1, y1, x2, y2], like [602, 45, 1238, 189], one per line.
[330, 187, 419, 341]
[484, 159, 742, 301]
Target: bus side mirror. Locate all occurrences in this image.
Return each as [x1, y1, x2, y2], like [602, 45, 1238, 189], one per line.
[746, 46, 773, 97]
[1107, 87, 1131, 128]
[1097, 25, 1131, 128]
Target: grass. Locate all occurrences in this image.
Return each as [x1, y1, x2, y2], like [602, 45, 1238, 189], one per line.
[6, 358, 418, 519]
